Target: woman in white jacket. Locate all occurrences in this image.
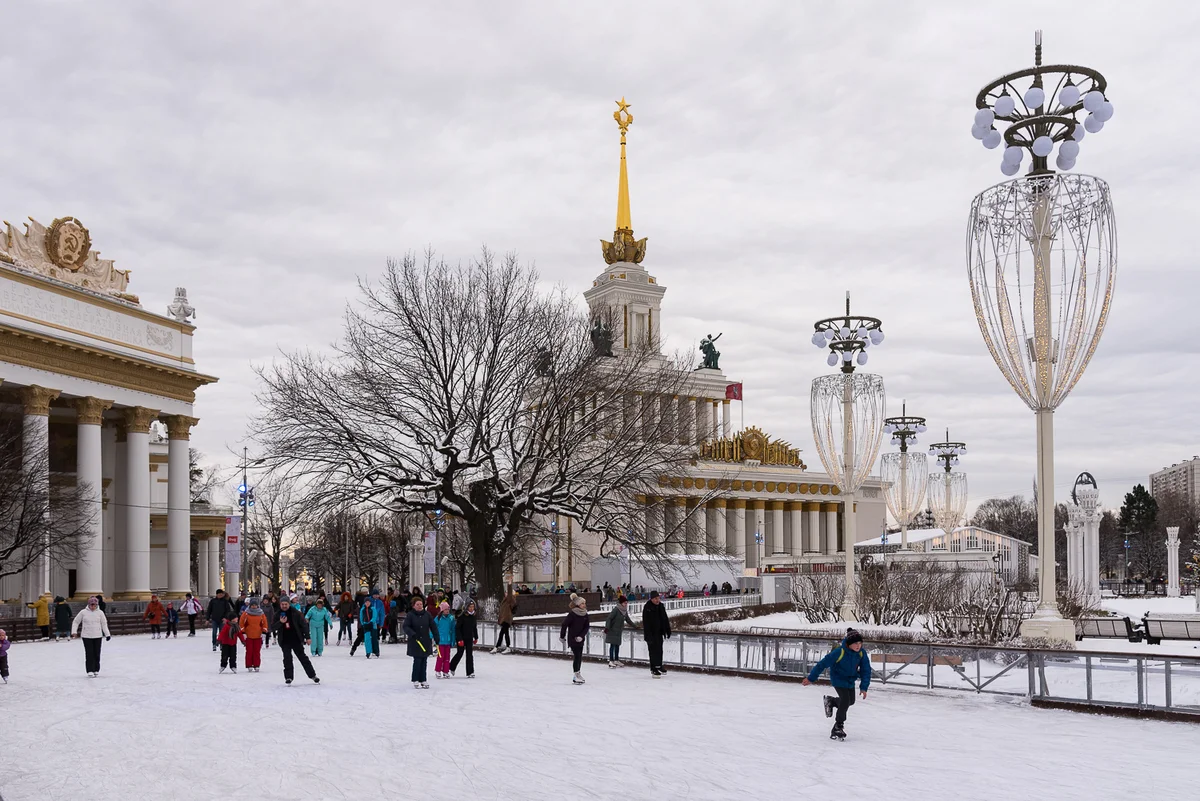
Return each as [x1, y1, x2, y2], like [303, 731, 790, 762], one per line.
[72, 596, 112, 677]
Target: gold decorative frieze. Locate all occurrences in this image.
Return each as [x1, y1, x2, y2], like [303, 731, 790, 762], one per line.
[698, 426, 806, 468]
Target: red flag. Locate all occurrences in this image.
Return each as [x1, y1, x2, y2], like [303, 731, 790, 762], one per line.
[725, 383, 743, 401]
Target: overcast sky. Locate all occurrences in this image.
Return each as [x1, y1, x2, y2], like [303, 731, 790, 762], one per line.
[3, 2, 1196, 519]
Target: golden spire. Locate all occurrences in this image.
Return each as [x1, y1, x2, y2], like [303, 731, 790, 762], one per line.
[601, 97, 648, 265]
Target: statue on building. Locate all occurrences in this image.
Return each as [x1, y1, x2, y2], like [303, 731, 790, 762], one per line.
[1, 216, 137, 302]
[167, 287, 196, 323]
[534, 347, 554, 377]
[699, 332, 722, 370]
[590, 319, 615, 358]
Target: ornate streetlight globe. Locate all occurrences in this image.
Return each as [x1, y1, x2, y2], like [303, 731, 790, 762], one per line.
[928, 430, 968, 538]
[966, 32, 1116, 642]
[880, 402, 928, 548]
[810, 293, 886, 621]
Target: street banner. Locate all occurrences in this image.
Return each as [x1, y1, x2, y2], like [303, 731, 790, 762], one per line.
[224, 516, 242, 574]
[423, 531, 437, 576]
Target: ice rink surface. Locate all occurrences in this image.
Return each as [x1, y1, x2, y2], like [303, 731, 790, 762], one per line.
[1, 634, 1190, 800]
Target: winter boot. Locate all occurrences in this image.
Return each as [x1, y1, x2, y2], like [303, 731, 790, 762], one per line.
[823, 696, 835, 718]
[830, 724, 846, 741]
[572, 672, 585, 685]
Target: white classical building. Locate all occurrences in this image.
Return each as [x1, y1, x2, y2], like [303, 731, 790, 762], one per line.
[511, 108, 886, 590]
[0, 215, 224, 602]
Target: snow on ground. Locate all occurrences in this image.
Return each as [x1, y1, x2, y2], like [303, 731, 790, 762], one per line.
[0, 635, 1192, 801]
[1102, 596, 1197, 618]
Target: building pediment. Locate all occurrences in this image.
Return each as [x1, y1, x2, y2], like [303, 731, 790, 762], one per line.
[1, 216, 135, 302]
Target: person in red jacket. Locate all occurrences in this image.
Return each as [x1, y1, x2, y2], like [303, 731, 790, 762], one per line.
[143, 595, 166, 640]
[217, 613, 240, 674]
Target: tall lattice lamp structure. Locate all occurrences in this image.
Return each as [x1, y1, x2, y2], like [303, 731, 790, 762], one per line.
[967, 31, 1117, 641]
[928, 430, 968, 538]
[880, 402, 928, 549]
[810, 293, 886, 621]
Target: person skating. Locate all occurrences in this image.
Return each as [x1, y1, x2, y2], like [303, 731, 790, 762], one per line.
[217, 613, 240, 674]
[53, 596, 73, 642]
[559, 593, 590, 685]
[353, 596, 380, 659]
[26, 595, 50, 641]
[305, 599, 334, 657]
[432, 601, 455, 678]
[403, 597, 434, 689]
[449, 600, 478, 678]
[71, 596, 111, 677]
[206, 589, 234, 652]
[369, 589, 385, 657]
[335, 591, 355, 645]
[0, 628, 10, 683]
[641, 590, 671, 678]
[491, 588, 516, 654]
[143, 594, 166, 639]
[803, 628, 871, 740]
[239, 598, 269, 672]
[603, 596, 637, 667]
[180, 593, 203, 636]
[273, 596, 320, 685]
[164, 602, 180, 638]
[347, 587, 372, 655]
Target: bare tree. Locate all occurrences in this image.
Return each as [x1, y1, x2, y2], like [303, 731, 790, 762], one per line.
[0, 421, 94, 581]
[255, 250, 704, 601]
[243, 471, 311, 594]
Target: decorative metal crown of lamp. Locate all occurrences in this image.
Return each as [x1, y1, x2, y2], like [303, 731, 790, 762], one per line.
[928, 430, 968, 538]
[966, 32, 1117, 641]
[810, 292, 886, 621]
[880, 402, 928, 548]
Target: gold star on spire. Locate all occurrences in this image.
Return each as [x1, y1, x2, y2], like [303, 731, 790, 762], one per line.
[601, 97, 647, 264]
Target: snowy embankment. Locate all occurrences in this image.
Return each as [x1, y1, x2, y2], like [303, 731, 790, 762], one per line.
[0, 635, 1189, 800]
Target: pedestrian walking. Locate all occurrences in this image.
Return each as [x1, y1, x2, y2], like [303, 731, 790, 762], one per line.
[641, 590, 671, 678]
[803, 628, 871, 741]
[272, 596, 320, 685]
[143, 594, 166, 639]
[262, 594, 278, 648]
[305, 599, 333, 657]
[403, 597, 434, 689]
[449, 600, 478, 678]
[26, 596, 50, 640]
[180, 593, 203, 636]
[335, 591, 355, 645]
[71, 596, 111, 677]
[559, 593, 590, 685]
[165, 603, 179, 638]
[491, 588, 516, 654]
[206, 589, 234, 652]
[432, 602, 455, 678]
[239, 598, 269, 672]
[603, 596, 637, 667]
[53, 596, 73, 642]
[0, 628, 10, 683]
[217, 614, 240, 674]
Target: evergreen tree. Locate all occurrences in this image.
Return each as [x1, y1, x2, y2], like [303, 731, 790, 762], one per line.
[1118, 484, 1160, 577]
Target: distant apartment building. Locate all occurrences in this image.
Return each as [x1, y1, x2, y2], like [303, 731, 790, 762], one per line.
[1149, 456, 1200, 505]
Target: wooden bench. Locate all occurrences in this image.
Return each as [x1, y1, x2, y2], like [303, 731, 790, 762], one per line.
[1143, 615, 1200, 645]
[1076, 616, 1142, 643]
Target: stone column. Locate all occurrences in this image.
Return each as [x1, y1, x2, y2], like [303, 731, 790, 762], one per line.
[750, 500, 766, 569]
[711, 400, 720, 441]
[645, 495, 665, 548]
[729, 499, 746, 561]
[118, 407, 158, 599]
[769, 501, 785, 555]
[74, 397, 113, 598]
[197, 536, 210, 596]
[787, 501, 804, 556]
[823, 502, 840, 555]
[805, 501, 822, 553]
[208, 534, 223, 594]
[694, 398, 707, 444]
[721, 399, 731, 437]
[112, 424, 128, 593]
[408, 530, 425, 592]
[164, 416, 199, 597]
[1167, 526, 1181, 598]
[20, 386, 60, 600]
[625, 392, 640, 439]
[664, 497, 684, 555]
[684, 497, 702, 555]
[706, 499, 726, 554]
[680, 396, 696, 444]
[1065, 504, 1084, 591]
[643, 393, 659, 443]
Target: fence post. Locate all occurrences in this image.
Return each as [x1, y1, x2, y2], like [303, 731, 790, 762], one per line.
[680, 632, 685, 664]
[1165, 659, 1172, 709]
[1136, 656, 1145, 708]
[736, 638, 742, 671]
[774, 639, 780, 674]
[927, 644, 934, 690]
[1085, 655, 1093, 702]
[1027, 650, 1035, 698]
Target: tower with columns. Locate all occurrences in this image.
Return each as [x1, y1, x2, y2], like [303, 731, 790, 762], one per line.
[0, 215, 221, 602]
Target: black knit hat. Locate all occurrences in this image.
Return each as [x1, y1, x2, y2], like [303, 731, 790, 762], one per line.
[649, 590, 660, 599]
[844, 628, 863, 646]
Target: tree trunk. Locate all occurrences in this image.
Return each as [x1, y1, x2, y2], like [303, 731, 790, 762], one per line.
[467, 517, 506, 603]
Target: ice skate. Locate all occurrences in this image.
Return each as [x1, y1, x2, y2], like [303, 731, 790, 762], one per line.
[490, 646, 500, 654]
[823, 696, 835, 719]
[219, 666, 226, 674]
[285, 678, 293, 685]
[467, 674, 475, 679]
[420, 682, 430, 689]
[230, 667, 237, 674]
[651, 669, 662, 678]
[572, 672, 585, 685]
[608, 661, 616, 668]
[312, 676, 320, 684]
[500, 646, 511, 654]
[413, 681, 421, 689]
[830, 724, 846, 741]
[612, 660, 624, 667]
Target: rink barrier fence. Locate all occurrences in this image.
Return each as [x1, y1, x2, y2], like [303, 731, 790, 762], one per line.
[599, 593, 761, 613]
[477, 622, 1200, 721]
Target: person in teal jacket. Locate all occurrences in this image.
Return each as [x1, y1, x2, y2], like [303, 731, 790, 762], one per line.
[431, 602, 457, 678]
[304, 599, 334, 656]
[803, 628, 871, 739]
[357, 601, 379, 659]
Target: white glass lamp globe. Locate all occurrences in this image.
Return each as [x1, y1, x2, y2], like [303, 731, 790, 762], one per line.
[1071, 123, 1086, 142]
[1001, 160, 1020, 176]
[971, 125, 986, 140]
[883, 423, 895, 434]
[1084, 114, 1104, 133]
[1059, 140, 1080, 160]
[916, 424, 927, 433]
[994, 94, 1015, 117]
[826, 353, 838, 367]
[869, 329, 884, 345]
[811, 332, 825, 347]
[1058, 84, 1080, 107]
[1083, 91, 1105, 112]
[1003, 145, 1023, 164]
[839, 325, 851, 338]
[1096, 101, 1114, 122]
[1024, 86, 1045, 108]
[974, 108, 995, 127]
[842, 351, 853, 363]
[856, 352, 868, 366]
[824, 329, 835, 341]
[1056, 154, 1076, 171]
[982, 129, 1002, 149]
[1031, 136, 1054, 157]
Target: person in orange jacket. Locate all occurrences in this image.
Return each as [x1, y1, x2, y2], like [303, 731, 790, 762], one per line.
[238, 597, 269, 672]
[143, 595, 166, 639]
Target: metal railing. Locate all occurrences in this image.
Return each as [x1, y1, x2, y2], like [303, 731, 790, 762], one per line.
[600, 593, 761, 613]
[477, 623, 1200, 718]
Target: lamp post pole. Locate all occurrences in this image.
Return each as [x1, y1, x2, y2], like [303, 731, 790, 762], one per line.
[882, 402, 928, 549]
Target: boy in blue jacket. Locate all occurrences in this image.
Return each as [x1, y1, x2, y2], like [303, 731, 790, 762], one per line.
[803, 628, 870, 740]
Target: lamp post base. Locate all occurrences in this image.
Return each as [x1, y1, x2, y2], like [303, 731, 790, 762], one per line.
[1019, 615, 1075, 644]
[838, 600, 857, 623]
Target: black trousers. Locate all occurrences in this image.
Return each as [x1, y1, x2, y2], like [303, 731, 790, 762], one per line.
[166, 620, 178, 637]
[83, 637, 103, 674]
[0, 653, 8, 678]
[281, 640, 316, 681]
[450, 642, 474, 675]
[349, 625, 365, 654]
[832, 686, 856, 725]
[187, 614, 197, 635]
[149, 624, 161, 636]
[39, 625, 50, 639]
[570, 643, 583, 672]
[497, 623, 511, 648]
[220, 643, 237, 669]
[646, 638, 664, 671]
[338, 618, 353, 643]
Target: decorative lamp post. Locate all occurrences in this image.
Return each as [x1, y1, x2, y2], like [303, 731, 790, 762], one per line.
[880, 402, 928, 549]
[966, 32, 1117, 642]
[810, 292, 887, 621]
[928, 430, 968, 539]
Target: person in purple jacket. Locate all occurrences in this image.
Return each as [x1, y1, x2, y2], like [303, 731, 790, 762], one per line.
[559, 593, 591, 685]
[0, 628, 10, 683]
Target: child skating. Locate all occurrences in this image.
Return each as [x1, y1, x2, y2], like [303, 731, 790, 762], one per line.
[803, 628, 871, 740]
[0, 628, 10, 683]
[432, 601, 455, 678]
[217, 613, 240, 674]
[305, 599, 333, 656]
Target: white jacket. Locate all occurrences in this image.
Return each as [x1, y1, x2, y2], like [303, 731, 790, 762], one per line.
[72, 607, 111, 639]
[180, 598, 203, 615]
